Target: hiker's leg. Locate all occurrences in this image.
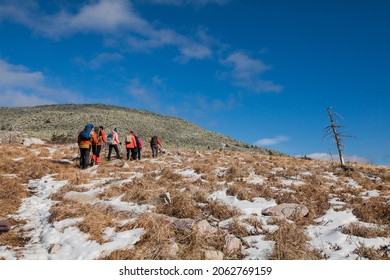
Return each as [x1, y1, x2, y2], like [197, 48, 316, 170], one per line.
[126, 148, 130, 160]
[132, 148, 138, 160]
[96, 145, 102, 158]
[79, 148, 85, 168]
[114, 145, 120, 159]
[107, 145, 113, 160]
[92, 144, 97, 157]
[80, 148, 88, 169]
[85, 147, 91, 168]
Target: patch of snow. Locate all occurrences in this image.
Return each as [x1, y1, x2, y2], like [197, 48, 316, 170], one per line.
[242, 236, 274, 260]
[209, 189, 277, 217]
[214, 167, 229, 177]
[306, 209, 389, 260]
[175, 169, 202, 181]
[280, 179, 305, 187]
[345, 178, 362, 189]
[323, 172, 338, 181]
[360, 190, 380, 198]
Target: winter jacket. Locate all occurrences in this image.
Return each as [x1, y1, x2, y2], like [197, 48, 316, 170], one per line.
[125, 134, 137, 149]
[136, 136, 143, 149]
[92, 130, 107, 146]
[112, 131, 120, 145]
[78, 132, 92, 149]
[150, 136, 162, 147]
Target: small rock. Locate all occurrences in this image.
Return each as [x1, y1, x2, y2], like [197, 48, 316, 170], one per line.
[157, 192, 171, 205]
[204, 250, 224, 260]
[48, 244, 62, 254]
[194, 220, 218, 236]
[224, 234, 241, 255]
[0, 220, 11, 233]
[262, 203, 309, 219]
[22, 138, 45, 146]
[166, 240, 179, 259]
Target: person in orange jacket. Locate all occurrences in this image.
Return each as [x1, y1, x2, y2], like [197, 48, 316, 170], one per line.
[77, 123, 93, 169]
[125, 130, 137, 160]
[91, 126, 106, 165]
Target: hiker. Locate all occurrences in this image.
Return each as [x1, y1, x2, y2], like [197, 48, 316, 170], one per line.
[125, 130, 137, 161]
[77, 123, 93, 169]
[91, 126, 107, 165]
[150, 135, 162, 158]
[107, 128, 121, 160]
[135, 134, 143, 160]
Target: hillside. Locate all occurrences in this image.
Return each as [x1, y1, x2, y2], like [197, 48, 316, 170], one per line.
[0, 142, 389, 260]
[0, 104, 282, 155]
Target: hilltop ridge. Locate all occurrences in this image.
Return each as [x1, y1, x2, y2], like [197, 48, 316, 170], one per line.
[0, 104, 283, 155]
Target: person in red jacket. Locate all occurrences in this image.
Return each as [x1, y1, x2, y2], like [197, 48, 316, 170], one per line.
[125, 130, 137, 160]
[91, 126, 106, 165]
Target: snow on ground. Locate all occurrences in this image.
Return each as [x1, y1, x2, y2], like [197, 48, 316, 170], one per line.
[175, 168, 203, 181]
[0, 174, 150, 260]
[1, 143, 389, 260]
[307, 209, 389, 260]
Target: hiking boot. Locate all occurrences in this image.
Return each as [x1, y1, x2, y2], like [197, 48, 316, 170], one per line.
[96, 157, 100, 164]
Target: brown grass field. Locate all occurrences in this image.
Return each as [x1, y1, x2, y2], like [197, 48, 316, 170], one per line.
[1, 143, 389, 260]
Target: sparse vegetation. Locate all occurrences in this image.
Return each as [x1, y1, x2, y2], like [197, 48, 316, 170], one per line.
[1, 142, 389, 260]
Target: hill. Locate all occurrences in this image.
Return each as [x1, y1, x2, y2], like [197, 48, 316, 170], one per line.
[0, 104, 282, 155]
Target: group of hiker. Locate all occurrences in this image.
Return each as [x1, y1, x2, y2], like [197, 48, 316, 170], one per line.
[77, 124, 163, 169]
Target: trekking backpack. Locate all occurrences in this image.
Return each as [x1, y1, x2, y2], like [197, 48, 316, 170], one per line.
[92, 127, 101, 143]
[80, 123, 93, 141]
[106, 133, 113, 144]
[125, 135, 132, 143]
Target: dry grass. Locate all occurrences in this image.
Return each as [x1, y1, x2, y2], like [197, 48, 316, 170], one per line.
[204, 200, 242, 221]
[2, 143, 390, 260]
[352, 197, 390, 225]
[103, 214, 177, 260]
[156, 191, 203, 220]
[266, 221, 322, 260]
[77, 206, 118, 244]
[342, 222, 389, 238]
[227, 219, 251, 238]
[353, 244, 390, 260]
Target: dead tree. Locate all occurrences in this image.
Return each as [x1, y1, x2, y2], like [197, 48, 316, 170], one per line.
[324, 107, 354, 167]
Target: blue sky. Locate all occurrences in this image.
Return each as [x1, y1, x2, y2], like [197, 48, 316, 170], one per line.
[0, 0, 389, 165]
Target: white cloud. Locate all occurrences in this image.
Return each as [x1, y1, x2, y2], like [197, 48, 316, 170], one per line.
[0, 90, 55, 107]
[0, 59, 78, 106]
[0, 0, 212, 61]
[221, 51, 283, 93]
[255, 135, 290, 146]
[0, 59, 44, 87]
[0, 0, 137, 37]
[295, 153, 371, 164]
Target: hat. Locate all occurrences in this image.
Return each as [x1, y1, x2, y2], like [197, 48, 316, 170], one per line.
[114, 128, 118, 132]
